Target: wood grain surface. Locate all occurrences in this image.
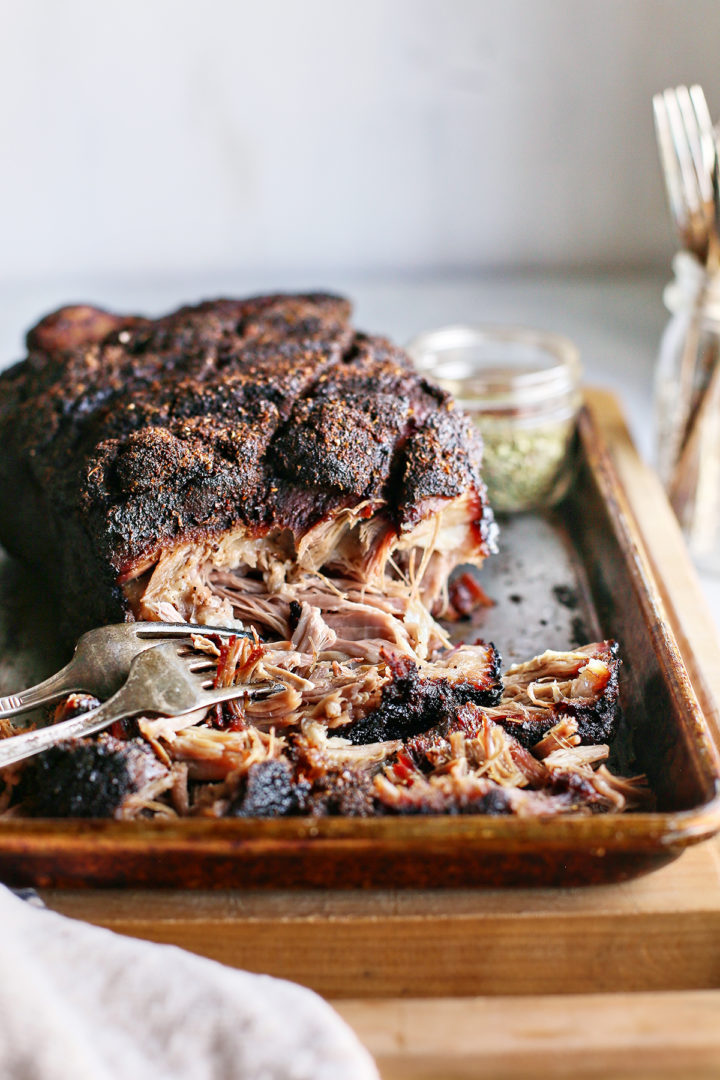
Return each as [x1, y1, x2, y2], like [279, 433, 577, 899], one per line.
[335, 990, 720, 1079]
[41, 832, 720, 999]
[38, 390, 720, 1077]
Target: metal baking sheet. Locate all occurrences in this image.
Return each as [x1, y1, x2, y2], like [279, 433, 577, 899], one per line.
[0, 403, 718, 889]
[452, 511, 601, 662]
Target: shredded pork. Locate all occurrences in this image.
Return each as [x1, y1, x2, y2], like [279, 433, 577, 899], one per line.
[126, 492, 485, 661]
[1, 629, 650, 820]
[0, 477, 647, 822]
[0, 484, 646, 820]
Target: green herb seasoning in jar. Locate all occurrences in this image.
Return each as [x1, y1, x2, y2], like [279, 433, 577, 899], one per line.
[406, 325, 582, 512]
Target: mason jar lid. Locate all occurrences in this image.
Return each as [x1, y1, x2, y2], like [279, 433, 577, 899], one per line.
[406, 324, 582, 414]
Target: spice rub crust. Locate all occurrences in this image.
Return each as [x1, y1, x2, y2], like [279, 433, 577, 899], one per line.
[0, 294, 495, 634]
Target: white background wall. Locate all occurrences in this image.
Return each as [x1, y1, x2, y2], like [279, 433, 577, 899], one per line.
[3, 0, 720, 287]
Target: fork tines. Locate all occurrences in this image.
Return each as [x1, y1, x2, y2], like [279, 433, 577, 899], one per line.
[653, 84, 716, 261]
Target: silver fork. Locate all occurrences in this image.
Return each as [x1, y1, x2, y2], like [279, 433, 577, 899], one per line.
[0, 622, 246, 720]
[0, 641, 284, 769]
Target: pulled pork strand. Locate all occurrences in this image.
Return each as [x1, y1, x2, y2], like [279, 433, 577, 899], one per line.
[2, 636, 651, 820]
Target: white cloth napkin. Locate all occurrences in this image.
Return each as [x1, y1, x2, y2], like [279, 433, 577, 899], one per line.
[0, 886, 378, 1080]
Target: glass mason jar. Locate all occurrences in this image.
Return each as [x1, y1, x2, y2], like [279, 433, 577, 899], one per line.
[654, 252, 720, 574]
[406, 325, 582, 512]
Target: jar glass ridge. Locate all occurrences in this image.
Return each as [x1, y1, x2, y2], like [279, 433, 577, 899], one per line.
[407, 325, 582, 513]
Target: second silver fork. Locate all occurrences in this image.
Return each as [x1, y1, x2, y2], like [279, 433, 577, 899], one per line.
[0, 641, 285, 769]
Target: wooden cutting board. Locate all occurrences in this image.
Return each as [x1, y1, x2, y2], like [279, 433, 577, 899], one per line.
[39, 390, 720, 1076]
[336, 990, 720, 1079]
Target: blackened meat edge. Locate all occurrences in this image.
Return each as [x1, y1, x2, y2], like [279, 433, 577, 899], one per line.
[0, 294, 496, 639]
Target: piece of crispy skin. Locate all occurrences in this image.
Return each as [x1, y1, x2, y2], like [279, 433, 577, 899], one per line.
[0, 295, 495, 638]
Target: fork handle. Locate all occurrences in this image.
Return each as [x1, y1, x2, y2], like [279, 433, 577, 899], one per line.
[0, 691, 137, 770]
[0, 663, 83, 720]
[0, 682, 259, 770]
[0, 624, 251, 720]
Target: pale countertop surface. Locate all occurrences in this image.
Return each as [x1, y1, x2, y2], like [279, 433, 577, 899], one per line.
[3, 267, 720, 627]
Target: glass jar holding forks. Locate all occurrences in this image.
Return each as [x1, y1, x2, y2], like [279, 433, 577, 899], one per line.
[654, 251, 720, 574]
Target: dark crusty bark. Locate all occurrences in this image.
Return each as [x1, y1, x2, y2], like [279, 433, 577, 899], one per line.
[0, 293, 494, 637]
[14, 734, 167, 818]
